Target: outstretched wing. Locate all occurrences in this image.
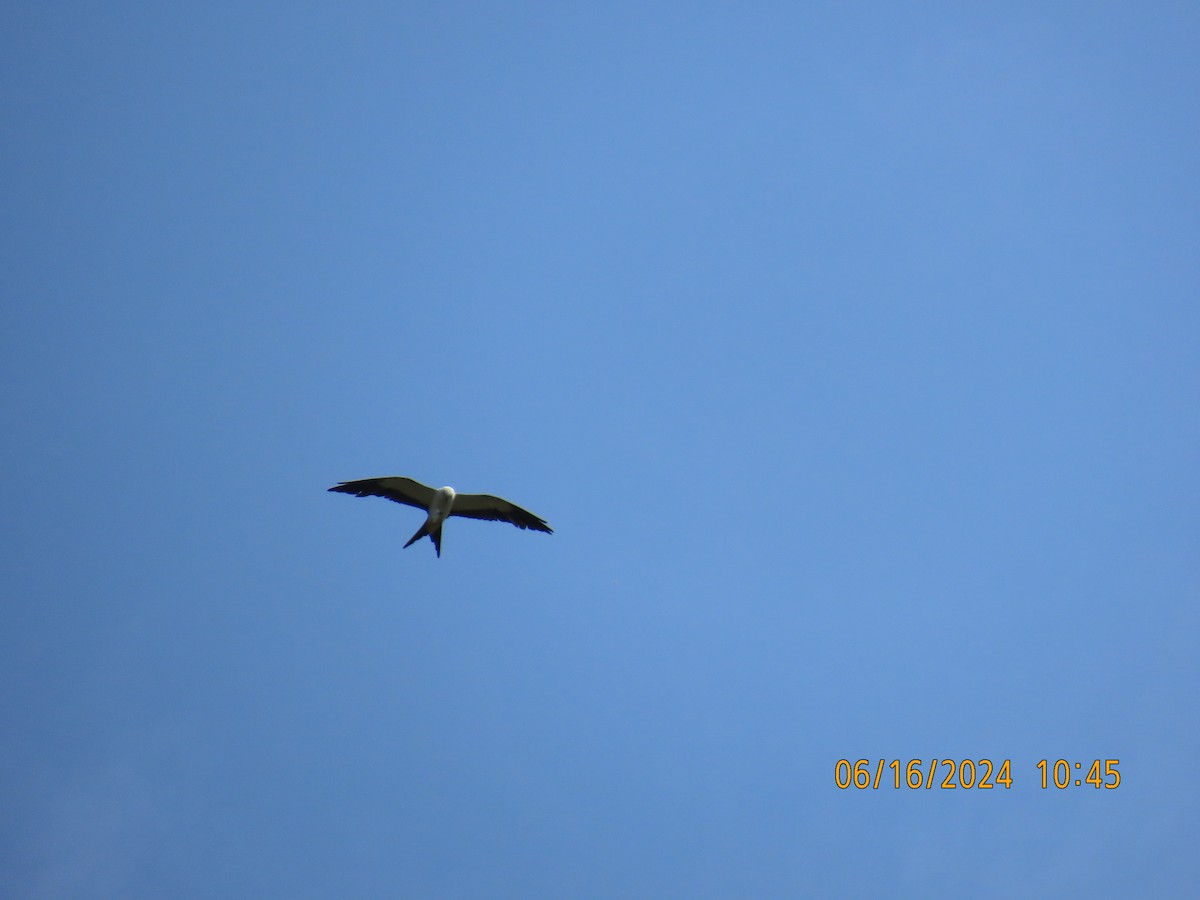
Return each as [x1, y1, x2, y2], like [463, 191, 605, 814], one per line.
[327, 476, 436, 512]
[450, 493, 553, 533]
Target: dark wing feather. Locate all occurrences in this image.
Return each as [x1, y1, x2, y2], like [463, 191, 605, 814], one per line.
[450, 493, 553, 533]
[327, 476, 435, 511]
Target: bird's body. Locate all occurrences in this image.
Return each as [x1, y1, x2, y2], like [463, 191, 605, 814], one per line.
[328, 476, 551, 557]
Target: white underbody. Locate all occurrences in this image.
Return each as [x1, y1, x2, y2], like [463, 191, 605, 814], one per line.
[426, 486, 456, 524]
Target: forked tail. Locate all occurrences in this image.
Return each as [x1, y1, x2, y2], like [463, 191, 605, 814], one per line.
[403, 521, 443, 557]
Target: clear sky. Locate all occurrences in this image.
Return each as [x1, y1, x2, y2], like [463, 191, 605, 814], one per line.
[2, 2, 1197, 897]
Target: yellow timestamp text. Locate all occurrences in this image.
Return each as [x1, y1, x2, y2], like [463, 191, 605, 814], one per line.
[834, 759, 1121, 790]
[835, 758, 1013, 790]
[1036, 759, 1121, 789]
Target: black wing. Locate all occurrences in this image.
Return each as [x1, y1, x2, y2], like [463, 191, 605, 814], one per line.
[327, 476, 436, 512]
[450, 493, 553, 533]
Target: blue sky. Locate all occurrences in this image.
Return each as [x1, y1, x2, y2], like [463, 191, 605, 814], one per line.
[2, 2, 1197, 897]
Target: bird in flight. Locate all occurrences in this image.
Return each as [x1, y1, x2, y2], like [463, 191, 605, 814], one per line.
[328, 476, 552, 557]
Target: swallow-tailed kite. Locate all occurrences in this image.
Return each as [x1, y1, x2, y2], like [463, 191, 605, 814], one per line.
[328, 476, 552, 557]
